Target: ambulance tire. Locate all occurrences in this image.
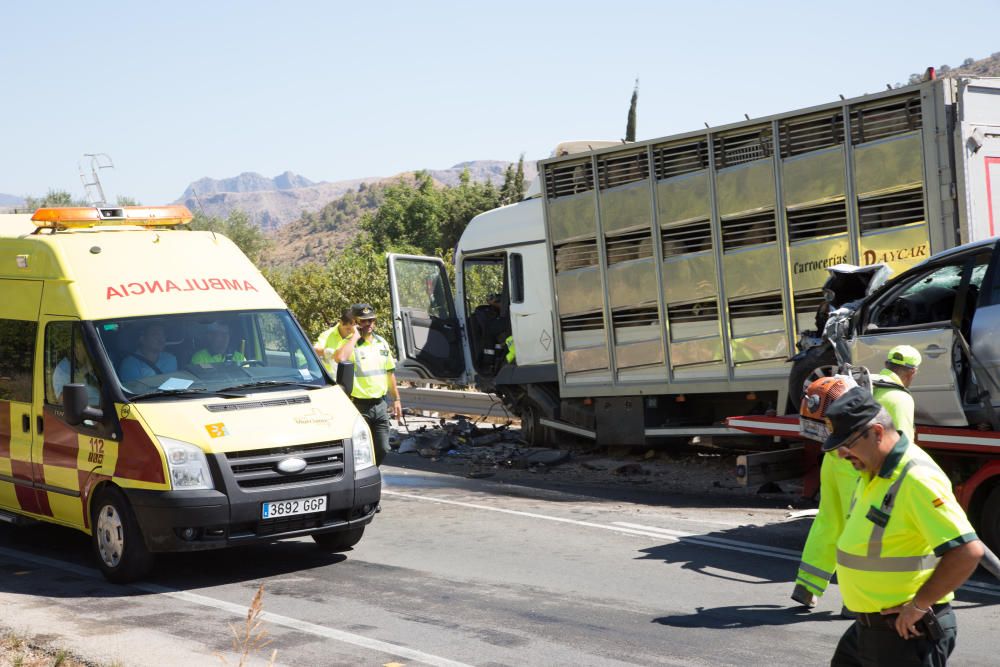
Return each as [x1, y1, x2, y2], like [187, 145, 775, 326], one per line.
[312, 526, 365, 552]
[91, 486, 154, 584]
[787, 346, 839, 411]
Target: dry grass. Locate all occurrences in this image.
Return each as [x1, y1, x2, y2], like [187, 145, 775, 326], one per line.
[218, 584, 276, 667]
[0, 630, 100, 667]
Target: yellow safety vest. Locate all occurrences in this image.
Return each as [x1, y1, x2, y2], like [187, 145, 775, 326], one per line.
[505, 335, 516, 363]
[796, 453, 860, 598]
[835, 435, 978, 612]
[191, 349, 246, 365]
[872, 369, 915, 439]
[315, 327, 347, 373]
[338, 334, 395, 400]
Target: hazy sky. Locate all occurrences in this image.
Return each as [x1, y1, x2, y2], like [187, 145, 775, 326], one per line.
[2, 1, 998, 205]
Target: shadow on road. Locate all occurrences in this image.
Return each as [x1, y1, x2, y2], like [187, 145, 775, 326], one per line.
[653, 604, 839, 629]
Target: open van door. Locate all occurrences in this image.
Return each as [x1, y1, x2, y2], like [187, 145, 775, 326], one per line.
[387, 254, 471, 384]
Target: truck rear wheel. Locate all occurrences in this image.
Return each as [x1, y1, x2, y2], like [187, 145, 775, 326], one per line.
[91, 487, 154, 583]
[520, 402, 549, 447]
[312, 526, 365, 552]
[787, 345, 838, 410]
[978, 485, 1000, 557]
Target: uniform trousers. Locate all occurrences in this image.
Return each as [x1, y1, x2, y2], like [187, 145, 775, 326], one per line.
[352, 397, 391, 467]
[830, 606, 957, 667]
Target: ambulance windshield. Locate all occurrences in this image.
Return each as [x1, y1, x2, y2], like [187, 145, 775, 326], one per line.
[94, 309, 327, 397]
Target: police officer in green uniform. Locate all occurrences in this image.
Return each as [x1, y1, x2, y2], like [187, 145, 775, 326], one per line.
[333, 304, 401, 467]
[793, 347, 924, 609]
[822, 388, 983, 666]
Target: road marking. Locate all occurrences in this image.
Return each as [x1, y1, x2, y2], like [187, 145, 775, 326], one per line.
[382, 490, 1000, 598]
[0, 545, 473, 667]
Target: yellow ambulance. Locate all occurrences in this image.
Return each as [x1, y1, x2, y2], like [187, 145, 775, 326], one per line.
[0, 205, 380, 582]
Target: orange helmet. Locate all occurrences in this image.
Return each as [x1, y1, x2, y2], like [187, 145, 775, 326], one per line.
[799, 375, 855, 443]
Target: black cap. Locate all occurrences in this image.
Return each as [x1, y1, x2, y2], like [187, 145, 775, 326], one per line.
[351, 303, 376, 320]
[822, 387, 882, 452]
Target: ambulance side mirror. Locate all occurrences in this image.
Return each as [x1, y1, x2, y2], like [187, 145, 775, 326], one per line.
[63, 383, 104, 426]
[336, 361, 355, 397]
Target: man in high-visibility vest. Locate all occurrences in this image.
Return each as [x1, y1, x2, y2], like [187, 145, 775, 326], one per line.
[823, 388, 983, 666]
[314, 308, 355, 374]
[333, 303, 401, 467]
[793, 346, 923, 609]
[871, 344, 921, 440]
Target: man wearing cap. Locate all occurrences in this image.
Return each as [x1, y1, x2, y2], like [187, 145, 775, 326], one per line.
[313, 308, 355, 374]
[792, 345, 924, 610]
[333, 303, 401, 467]
[871, 344, 922, 440]
[823, 387, 983, 666]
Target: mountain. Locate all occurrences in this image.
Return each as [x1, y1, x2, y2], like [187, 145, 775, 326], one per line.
[176, 160, 538, 231]
[0, 193, 25, 207]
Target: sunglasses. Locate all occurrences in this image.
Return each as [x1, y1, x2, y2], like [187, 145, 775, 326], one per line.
[840, 427, 872, 451]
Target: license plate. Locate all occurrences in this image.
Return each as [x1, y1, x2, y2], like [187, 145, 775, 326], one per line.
[261, 495, 327, 519]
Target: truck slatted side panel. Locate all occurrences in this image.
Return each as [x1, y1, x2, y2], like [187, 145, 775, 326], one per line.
[554, 239, 599, 272]
[561, 311, 604, 332]
[669, 301, 719, 327]
[545, 160, 594, 199]
[714, 127, 773, 168]
[786, 201, 848, 242]
[662, 221, 713, 257]
[793, 290, 826, 333]
[612, 306, 659, 328]
[729, 294, 784, 325]
[721, 212, 777, 250]
[598, 151, 649, 189]
[859, 187, 925, 233]
[851, 95, 922, 144]
[653, 140, 709, 180]
[779, 112, 845, 157]
[606, 230, 654, 264]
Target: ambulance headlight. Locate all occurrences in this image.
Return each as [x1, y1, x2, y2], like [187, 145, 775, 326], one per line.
[159, 437, 215, 490]
[352, 414, 376, 473]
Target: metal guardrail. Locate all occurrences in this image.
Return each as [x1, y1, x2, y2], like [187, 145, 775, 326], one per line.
[399, 386, 513, 420]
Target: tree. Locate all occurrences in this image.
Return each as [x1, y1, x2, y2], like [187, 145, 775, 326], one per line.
[625, 78, 639, 142]
[499, 154, 526, 206]
[116, 195, 140, 206]
[23, 189, 85, 209]
[188, 209, 270, 265]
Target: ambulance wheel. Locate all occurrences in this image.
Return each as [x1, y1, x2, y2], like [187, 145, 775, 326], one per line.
[312, 526, 365, 552]
[787, 345, 838, 410]
[91, 487, 153, 583]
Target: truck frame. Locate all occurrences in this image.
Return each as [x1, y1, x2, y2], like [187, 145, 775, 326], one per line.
[387, 75, 1000, 446]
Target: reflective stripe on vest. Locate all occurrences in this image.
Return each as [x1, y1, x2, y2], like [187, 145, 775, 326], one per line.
[840, 458, 939, 572]
[798, 561, 834, 581]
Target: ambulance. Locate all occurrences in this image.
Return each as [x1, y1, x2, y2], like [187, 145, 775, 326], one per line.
[0, 205, 380, 582]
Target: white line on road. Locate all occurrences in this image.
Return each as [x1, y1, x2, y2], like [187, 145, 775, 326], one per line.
[383, 491, 1000, 598]
[0, 545, 473, 667]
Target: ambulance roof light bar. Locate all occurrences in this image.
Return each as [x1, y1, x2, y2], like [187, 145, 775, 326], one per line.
[31, 205, 194, 230]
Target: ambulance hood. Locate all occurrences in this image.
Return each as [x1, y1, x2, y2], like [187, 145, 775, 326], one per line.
[127, 386, 356, 454]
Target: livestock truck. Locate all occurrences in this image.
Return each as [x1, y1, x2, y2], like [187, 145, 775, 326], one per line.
[387, 74, 1000, 449]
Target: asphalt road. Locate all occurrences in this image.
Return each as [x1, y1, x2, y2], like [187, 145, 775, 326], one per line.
[0, 461, 998, 666]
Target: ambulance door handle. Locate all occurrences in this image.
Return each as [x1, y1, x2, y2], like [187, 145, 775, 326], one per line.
[924, 344, 946, 359]
[36, 415, 44, 435]
[21, 414, 30, 433]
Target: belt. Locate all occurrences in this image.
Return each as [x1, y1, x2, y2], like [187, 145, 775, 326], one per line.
[855, 603, 950, 630]
[351, 396, 385, 407]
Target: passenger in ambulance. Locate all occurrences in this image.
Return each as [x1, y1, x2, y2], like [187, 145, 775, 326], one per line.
[52, 336, 101, 407]
[118, 322, 178, 382]
[191, 321, 246, 366]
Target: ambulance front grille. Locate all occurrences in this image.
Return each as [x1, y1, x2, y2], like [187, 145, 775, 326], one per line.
[224, 441, 345, 488]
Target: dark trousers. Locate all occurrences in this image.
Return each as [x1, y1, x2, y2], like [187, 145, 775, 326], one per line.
[354, 398, 390, 467]
[831, 607, 957, 667]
